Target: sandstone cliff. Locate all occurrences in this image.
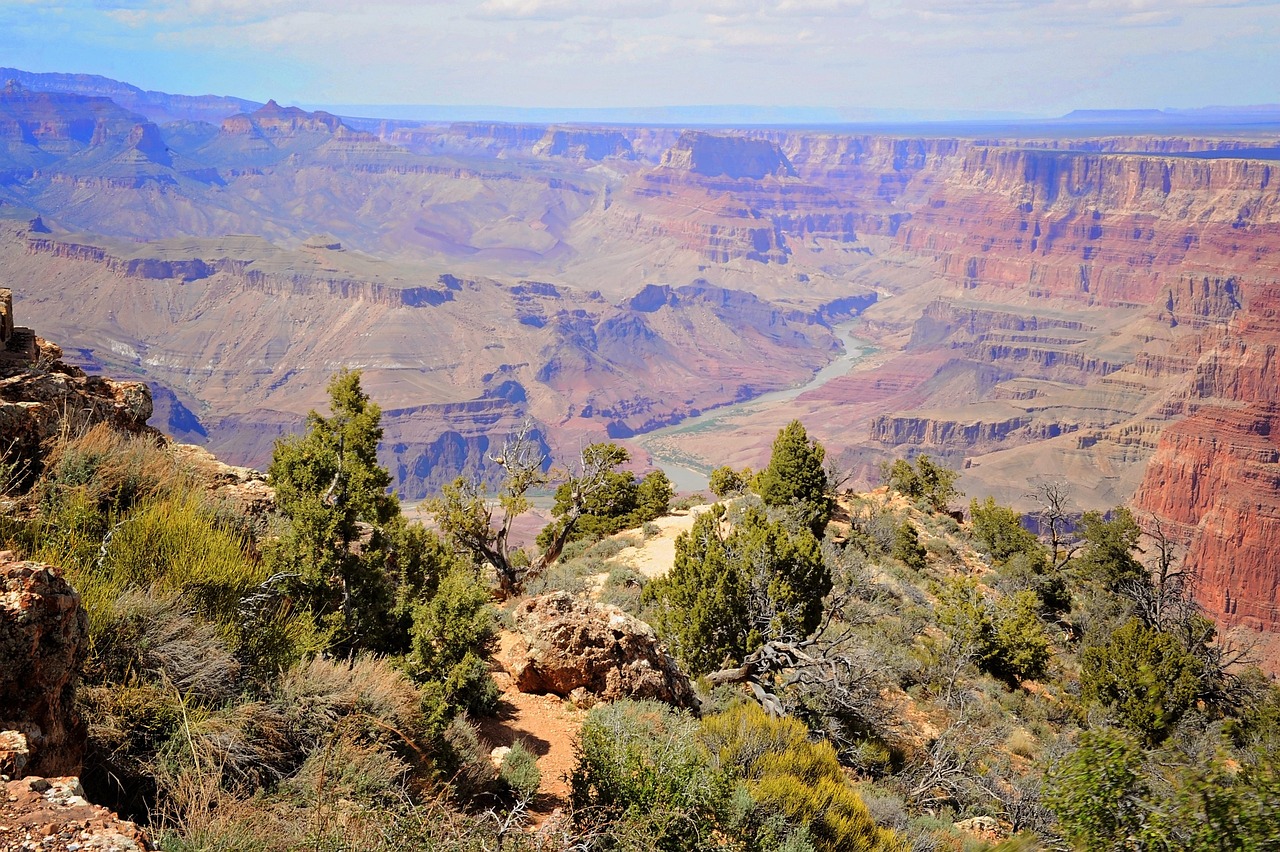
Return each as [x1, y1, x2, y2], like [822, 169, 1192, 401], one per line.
[1133, 283, 1280, 638]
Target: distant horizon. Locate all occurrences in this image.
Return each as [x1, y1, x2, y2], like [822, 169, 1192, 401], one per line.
[3, 2, 1278, 118]
[11, 63, 1280, 132]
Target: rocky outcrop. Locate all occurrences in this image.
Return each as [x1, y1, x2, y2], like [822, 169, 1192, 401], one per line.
[25, 237, 461, 307]
[0, 554, 89, 778]
[533, 127, 634, 161]
[0, 303, 155, 484]
[220, 99, 354, 138]
[0, 776, 151, 851]
[0, 81, 144, 150]
[507, 592, 695, 708]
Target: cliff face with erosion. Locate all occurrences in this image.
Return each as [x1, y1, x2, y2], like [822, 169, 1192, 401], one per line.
[1133, 281, 1280, 636]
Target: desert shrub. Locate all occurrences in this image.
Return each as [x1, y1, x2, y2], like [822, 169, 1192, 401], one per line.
[987, 590, 1052, 685]
[892, 522, 928, 571]
[408, 564, 499, 726]
[646, 504, 829, 675]
[498, 740, 542, 802]
[599, 563, 646, 614]
[882, 456, 960, 512]
[672, 493, 707, 512]
[709, 466, 752, 499]
[700, 702, 906, 852]
[522, 556, 592, 596]
[1080, 619, 1204, 744]
[440, 715, 496, 799]
[863, 512, 899, 556]
[39, 422, 175, 513]
[570, 700, 722, 851]
[1045, 728, 1149, 850]
[969, 497, 1044, 566]
[89, 590, 240, 703]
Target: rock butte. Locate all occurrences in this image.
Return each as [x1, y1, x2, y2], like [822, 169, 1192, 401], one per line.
[1, 84, 1279, 661]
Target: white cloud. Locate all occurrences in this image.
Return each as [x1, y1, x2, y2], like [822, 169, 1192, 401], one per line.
[473, 0, 671, 20]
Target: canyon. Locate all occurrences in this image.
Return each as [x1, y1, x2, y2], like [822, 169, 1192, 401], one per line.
[1, 74, 1278, 652]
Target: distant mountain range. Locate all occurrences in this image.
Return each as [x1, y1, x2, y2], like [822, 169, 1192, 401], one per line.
[0, 67, 261, 125]
[7, 66, 1280, 129]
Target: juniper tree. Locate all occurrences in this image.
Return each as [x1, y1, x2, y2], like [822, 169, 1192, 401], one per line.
[646, 504, 828, 676]
[756, 420, 833, 535]
[266, 369, 402, 652]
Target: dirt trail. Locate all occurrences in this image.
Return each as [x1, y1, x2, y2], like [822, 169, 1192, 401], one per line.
[480, 632, 585, 818]
[607, 505, 712, 578]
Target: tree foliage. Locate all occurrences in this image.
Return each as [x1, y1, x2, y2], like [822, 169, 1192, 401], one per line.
[1045, 728, 1151, 851]
[935, 578, 1051, 686]
[969, 497, 1044, 566]
[1076, 508, 1144, 586]
[409, 563, 498, 727]
[882, 455, 961, 512]
[266, 369, 405, 652]
[432, 429, 647, 596]
[757, 421, 833, 534]
[1081, 618, 1205, 744]
[647, 505, 829, 675]
[709, 465, 753, 499]
[537, 445, 672, 548]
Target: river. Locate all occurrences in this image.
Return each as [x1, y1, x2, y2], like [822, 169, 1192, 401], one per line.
[636, 322, 872, 492]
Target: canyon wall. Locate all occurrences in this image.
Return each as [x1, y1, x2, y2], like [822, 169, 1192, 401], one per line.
[4, 90, 1280, 640]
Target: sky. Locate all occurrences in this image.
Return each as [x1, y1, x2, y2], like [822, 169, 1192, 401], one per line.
[3, 0, 1279, 117]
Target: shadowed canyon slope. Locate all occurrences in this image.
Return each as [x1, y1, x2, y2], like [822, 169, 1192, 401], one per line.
[2, 80, 1279, 643]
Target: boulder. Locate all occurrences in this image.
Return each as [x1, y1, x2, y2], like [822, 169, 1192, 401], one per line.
[508, 592, 695, 708]
[0, 553, 88, 777]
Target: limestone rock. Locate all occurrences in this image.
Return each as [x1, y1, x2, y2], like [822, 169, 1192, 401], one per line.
[0, 776, 151, 851]
[170, 443, 274, 515]
[0, 297, 158, 489]
[508, 592, 695, 708]
[0, 554, 88, 777]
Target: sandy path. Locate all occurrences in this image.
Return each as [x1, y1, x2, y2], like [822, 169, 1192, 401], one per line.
[607, 505, 712, 578]
[481, 632, 585, 818]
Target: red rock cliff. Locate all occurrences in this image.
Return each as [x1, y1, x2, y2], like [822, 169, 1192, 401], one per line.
[1133, 283, 1280, 638]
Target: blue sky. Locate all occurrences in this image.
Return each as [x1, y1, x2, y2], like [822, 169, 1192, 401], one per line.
[3, 0, 1279, 115]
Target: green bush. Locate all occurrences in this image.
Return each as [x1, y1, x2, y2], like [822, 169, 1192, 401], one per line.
[409, 564, 498, 726]
[757, 420, 833, 535]
[1045, 728, 1150, 851]
[892, 522, 927, 571]
[969, 497, 1044, 566]
[700, 702, 906, 852]
[646, 504, 828, 674]
[709, 466, 752, 499]
[882, 456, 960, 512]
[498, 741, 542, 802]
[1081, 619, 1204, 744]
[571, 700, 721, 852]
[987, 590, 1052, 684]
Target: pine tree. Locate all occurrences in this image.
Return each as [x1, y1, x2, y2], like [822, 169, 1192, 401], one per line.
[266, 369, 400, 652]
[646, 505, 829, 675]
[756, 420, 833, 534]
